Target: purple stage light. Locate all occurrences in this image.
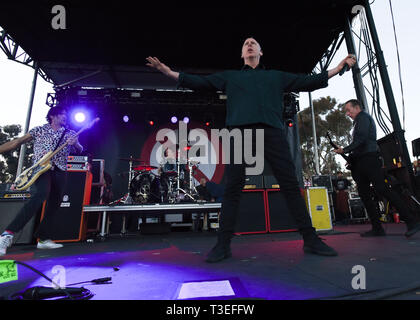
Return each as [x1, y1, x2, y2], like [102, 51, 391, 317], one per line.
[183, 117, 190, 124]
[123, 115, 129, 123]
[171, 116, 178, 124]
[74, 112, 86, 123]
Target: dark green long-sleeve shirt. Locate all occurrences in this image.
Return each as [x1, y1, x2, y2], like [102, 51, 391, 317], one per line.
[178, 64, 329, 129]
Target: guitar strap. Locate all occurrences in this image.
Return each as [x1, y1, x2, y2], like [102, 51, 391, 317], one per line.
[50, 128, 68, 169]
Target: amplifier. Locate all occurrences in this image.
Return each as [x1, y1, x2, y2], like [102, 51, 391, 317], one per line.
[234, 189, 267, 234]
[67, 163, 89, 171]
[243, 175, 264, 189]
[311, 175, 333, 193]
[68, 155, 90, 163]
[0, 183, 32, 200]
[264, 175, 280, 189]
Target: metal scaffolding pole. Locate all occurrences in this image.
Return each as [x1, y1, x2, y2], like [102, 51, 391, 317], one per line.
[16, 62, 39, 177]
[309, 92, 320, 175]
[364, 0, 416, 192]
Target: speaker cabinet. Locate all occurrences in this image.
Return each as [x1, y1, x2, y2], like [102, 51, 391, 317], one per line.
[243, 175, 264, 189]
[234, 189, 268, 235]
[265, 189, 298, 232]
[40, 170, 92, 242]
[0, 199, 39, 244]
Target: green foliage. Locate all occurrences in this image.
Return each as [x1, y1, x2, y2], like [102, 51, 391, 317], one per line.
[298, 96, 353, 180]
[0, 125, 33, 183]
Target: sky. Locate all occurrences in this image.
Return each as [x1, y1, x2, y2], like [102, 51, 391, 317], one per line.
[0, 0, 419, 161]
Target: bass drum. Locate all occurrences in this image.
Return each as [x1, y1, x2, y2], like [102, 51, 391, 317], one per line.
[129, 172, 161, 204]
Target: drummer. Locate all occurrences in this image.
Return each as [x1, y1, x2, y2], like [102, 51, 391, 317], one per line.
[159, 147, 177, 174]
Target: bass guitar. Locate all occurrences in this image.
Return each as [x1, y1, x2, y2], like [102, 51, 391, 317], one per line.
[14, 118, 100, 191]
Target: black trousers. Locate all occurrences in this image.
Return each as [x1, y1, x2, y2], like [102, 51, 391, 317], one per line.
[6, 168, 67, 241]
[351, 152, 417, 228]
[219, 126, 314, 235]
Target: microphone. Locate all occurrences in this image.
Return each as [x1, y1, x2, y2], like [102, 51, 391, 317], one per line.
[339, 63, 350, 76]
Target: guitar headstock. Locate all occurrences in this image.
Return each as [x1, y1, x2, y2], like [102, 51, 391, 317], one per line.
[87, 117, 100, 129]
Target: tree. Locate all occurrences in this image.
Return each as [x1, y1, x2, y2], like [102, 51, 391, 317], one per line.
[298, 96, 353, 180]
[0, 125, 33, 183]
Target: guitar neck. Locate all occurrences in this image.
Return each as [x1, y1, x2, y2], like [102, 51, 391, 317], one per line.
[47, 124, 91, 160]
[327, 133, 350, 162]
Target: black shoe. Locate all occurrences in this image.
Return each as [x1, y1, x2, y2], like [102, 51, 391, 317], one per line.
[303, 235, 338, 256]
[360, 228, 386, 237]
[405, 222, 420, 238]
[205, 243, 232, 263]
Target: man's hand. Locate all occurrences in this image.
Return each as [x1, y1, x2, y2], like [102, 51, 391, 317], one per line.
[67, 135, 78, 146]
[333, 147, 344, 154]
[328, 54, 357, 79]
[67, 135, 83, 153]
[337, 54, 357, 72]
[146, 56, 179, 81]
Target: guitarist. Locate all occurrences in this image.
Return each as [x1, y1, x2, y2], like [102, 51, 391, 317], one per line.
[0, 106, 83, 256]
[333, 99, 420, 237]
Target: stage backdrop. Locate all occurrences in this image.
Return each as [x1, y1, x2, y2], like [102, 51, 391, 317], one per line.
[64, 89, 303, 200]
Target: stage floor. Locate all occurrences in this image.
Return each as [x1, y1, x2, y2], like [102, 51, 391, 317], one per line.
[1, 222, 420, 301]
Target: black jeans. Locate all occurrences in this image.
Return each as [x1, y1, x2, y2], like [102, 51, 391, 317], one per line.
[219, 125, 314, 235]
[6, 168, 67, 241]
[351, 153, 417, 228]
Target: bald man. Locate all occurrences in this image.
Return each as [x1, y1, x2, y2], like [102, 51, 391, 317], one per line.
[147, 37, 356, 262]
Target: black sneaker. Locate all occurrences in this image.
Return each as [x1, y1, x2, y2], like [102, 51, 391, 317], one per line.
[303, 235, 338, 256]
[205, 243, 232, 263]
[360, 228, 386, 237]
[405, 222, 420, 238]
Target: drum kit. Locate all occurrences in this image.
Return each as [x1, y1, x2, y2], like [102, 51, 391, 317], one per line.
[116, 156, 200, 205]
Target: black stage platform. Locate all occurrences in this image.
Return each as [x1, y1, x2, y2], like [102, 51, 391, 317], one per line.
[1, 223, 420, 301]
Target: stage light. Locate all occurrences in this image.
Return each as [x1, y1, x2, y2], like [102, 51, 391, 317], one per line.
[171, 116, 178, 124]
[149, 120, 154, 126]
[286, 119, 294, 127]
[204, 113, 214, 127]
[183, 117, 190, 124]
[123, 115, 129, 123]
[74, 112, 86, 123]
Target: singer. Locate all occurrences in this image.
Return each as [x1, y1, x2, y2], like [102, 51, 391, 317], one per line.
[146, 37, 356, 262]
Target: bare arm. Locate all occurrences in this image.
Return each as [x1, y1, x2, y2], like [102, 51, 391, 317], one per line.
[0, 133, 32, 154]
[146, 57, 179, 81]
[328, 54, 357, 79]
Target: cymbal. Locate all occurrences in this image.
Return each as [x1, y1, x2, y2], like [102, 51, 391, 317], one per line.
[119, 157, 145, 162]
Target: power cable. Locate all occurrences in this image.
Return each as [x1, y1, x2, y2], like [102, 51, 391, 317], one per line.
[388, 0, 406, 131]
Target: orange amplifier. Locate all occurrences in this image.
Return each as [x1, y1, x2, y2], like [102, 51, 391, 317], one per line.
[67, 163, 89, 171]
